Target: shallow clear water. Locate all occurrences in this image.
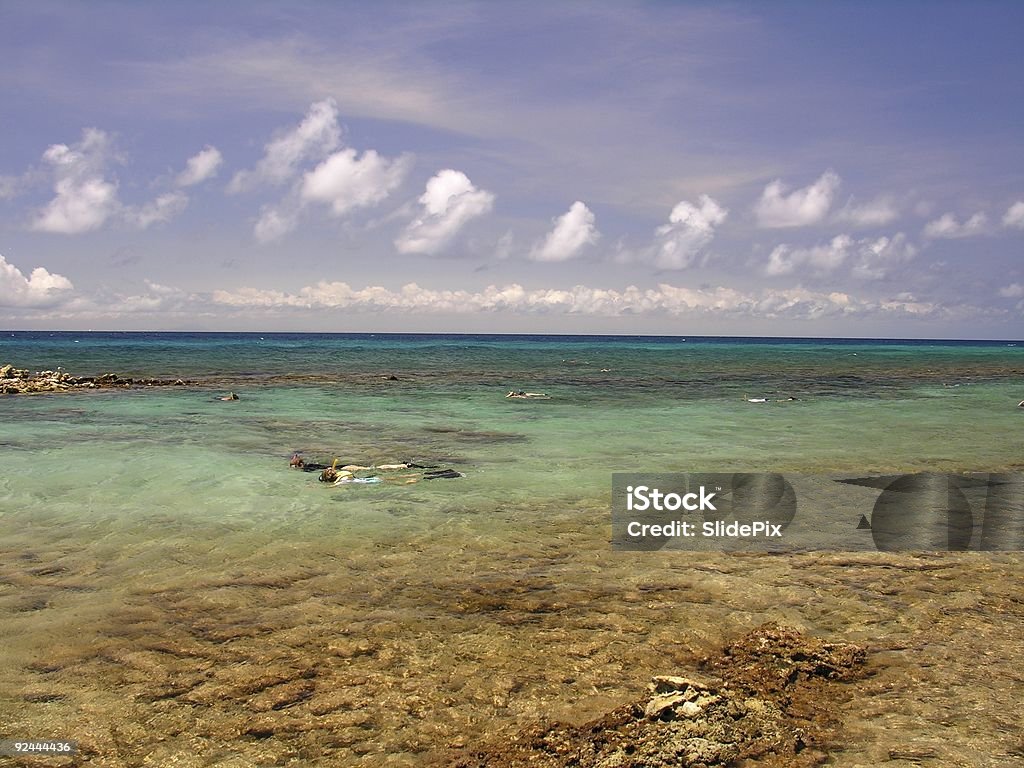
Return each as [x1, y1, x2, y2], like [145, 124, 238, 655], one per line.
[1, 333, 1022, 766]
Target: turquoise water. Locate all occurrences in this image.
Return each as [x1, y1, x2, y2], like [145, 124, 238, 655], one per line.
[3, 333, 1022, 527]
[2, 332, 1022, 552]
[1, 333, 1023, 765]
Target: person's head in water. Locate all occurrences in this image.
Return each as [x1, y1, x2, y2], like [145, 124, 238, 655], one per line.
[289, 453, 305, 469]
[319, 458, 343, 483]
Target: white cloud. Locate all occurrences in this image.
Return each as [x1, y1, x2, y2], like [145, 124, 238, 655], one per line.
[31, 128, 120, 234]
[998, 283, 1024, 299]
[127, 191, 189, 230]
[301, 148, 412, 217]
[253, 204, 301, 243]
[210, 279, 950, 321]
[765, 232, 916, 280]
[834, 196, 899, 227]
[0, 254, 74, 308]
[765, 234, 851, 276]
[652, 194, 728, 269]
[851, 233, 917, 280]
[176, 146, 223, 187]
[754, 170, 840, 228]
[922, 211, 987, 239]
[1002, 201, 1024, 229]
[228, 99, 341, 193]
[395, 169, 494, 255]
[530, 201, 599, 262]
[0, 175, 19, 200]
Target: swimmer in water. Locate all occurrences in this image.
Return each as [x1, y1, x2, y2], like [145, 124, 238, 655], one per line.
[218, 392, 239, 401]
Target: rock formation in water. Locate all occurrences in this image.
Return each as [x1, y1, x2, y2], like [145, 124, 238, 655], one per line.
[0, 363, 195, 394]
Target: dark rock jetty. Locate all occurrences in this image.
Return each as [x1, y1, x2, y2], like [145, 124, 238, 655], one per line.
[0, 363, 196, 394]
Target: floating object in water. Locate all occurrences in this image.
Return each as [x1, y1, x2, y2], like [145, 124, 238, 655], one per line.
[1018, 400, 1024, 408]
[423, 469, 464, 480]
[747, 397, 768, 403]
[218, 392, 239, 401]
[334, 475, 381, 485]
[506, 390, 550, 399]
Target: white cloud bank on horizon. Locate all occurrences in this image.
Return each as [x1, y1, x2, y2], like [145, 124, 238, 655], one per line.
[754, 170, 840, 228]
[395, 169, 494, 254]
[0, 254, 74, 308]
[529, 201, 599, 262]
[923, 211, 987, 239]
[209, 279, 948, 321]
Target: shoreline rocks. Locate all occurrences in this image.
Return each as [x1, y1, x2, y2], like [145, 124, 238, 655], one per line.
[0, 363, 196, 394]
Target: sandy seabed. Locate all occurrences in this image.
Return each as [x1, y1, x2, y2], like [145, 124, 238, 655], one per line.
[1, 500, 1022, 767]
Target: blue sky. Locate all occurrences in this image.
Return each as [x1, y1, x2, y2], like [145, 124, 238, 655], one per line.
[1, 0, 1022, 336]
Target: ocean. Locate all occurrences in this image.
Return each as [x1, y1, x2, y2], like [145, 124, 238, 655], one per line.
[1, 332, 1022, 766]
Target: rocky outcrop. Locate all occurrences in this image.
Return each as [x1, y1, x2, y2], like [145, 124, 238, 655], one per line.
[448, 623, 867, 768]
[0, 363, 195, 394]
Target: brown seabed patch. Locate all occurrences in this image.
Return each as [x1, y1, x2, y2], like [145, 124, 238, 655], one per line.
[445, 622, 867, 768]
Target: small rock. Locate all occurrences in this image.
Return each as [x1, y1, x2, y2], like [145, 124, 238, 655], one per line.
[644, 692, 687, 719]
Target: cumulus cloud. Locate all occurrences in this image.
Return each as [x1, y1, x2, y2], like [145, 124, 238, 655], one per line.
[922, 211, 987, 239]
[126, 191, 189, 230]
[530, 201, 599, 262]
[834, 196, 899, 227]
[301, 148, 412, 217]
[253, 204, 301, 243]
[754, 170, 840, 228]
[1002, 201, 1024, 229]
[226, 100, 409, 242]
[651, 195, 728, 269]
[395, 169, 494, 255]
[176, 146, 223, 187]
[0, 175, 19, 200]
[850, 233, 917, 280]
[766, 232, 916, 280]
[228, 99, 341, 193]
[998, 283, 1024, 299]
[210, 279, 949, 321]
[31, 128, 120, 234]
[765, 234, 851, 276]
[0, 253, 74, 308]
[26, 128, 195, 233]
